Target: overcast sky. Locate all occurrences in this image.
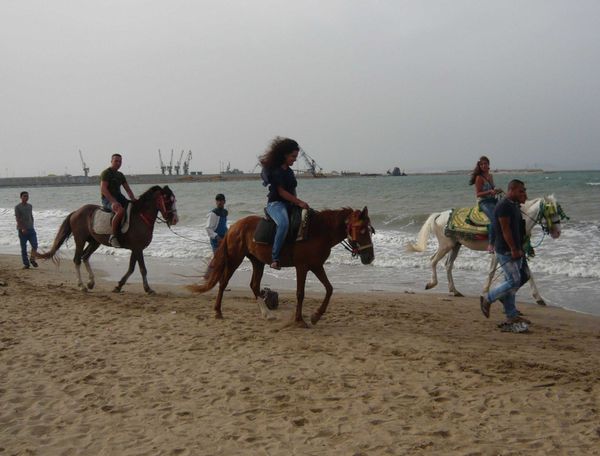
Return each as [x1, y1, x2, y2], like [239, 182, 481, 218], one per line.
[1, 0, 598, 177]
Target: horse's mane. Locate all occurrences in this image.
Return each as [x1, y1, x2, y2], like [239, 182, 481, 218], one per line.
[310, 207, 354, 234]
[136, 186, 163, 205]
[522, 194, 556, 210]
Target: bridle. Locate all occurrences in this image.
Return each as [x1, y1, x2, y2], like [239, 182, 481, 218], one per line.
[341, 217, 375, 257]
[141, 191, 178, 227]
[522, 200, 569, 235]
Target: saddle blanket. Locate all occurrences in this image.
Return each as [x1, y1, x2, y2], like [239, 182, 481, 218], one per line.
[444, 205, 490, 240]
[92, 204, 132, 235]
[254, 207, 311, 245]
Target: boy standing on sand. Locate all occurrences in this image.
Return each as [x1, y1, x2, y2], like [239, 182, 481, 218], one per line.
[15, 191, 38, 269]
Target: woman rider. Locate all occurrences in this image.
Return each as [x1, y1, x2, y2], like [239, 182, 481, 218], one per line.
[259, 137, 310, 270]
[469, 156, 503, 253]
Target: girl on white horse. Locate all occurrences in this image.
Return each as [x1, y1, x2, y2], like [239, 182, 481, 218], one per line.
[469, 156, 503, 253]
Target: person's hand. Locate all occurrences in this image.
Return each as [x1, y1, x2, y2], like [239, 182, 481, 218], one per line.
[20, 228, 27, 234]
[494, 188, 503, 195]
[111, 202, 123, 212]
[510, 247, 523, 259]
[298, 200, 309, 210]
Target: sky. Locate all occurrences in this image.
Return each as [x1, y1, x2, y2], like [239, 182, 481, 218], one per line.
[1, 0, 599, 177]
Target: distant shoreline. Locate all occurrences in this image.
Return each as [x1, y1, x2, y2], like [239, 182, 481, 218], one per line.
[1, 168, 595, 189]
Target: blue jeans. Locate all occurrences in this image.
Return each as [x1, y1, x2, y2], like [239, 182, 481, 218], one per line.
[486, 252, 522, 319]
[210, 237, 221, 253]
[479, 200, 496, 246]
[266, 201, 289, 262]
[18, 228, 38, 267]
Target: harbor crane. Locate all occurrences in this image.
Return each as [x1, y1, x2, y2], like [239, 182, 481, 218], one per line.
[158, 150, 166, 175]
[167, 149, 174, 175]
[174, 150, 184, 175]
[78, 150, 90, 177]
[299, 148, 323, 177]
[182, 150, 192, 175]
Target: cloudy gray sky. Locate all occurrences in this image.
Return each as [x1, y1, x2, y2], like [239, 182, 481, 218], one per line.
[1, 0, 598, 177]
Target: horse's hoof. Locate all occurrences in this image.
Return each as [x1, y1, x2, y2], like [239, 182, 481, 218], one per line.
[453, 291, 464, 297]
[215, 312, 223, 319]
[425, 283, 435, 290]
[79, 286, 88, 293]
[536, 299, 546, 306]
[87, 282, 95, 290]
[112, 287, 122, 293]
[310, 313, 321, 325]
[146, 288, 156, 295]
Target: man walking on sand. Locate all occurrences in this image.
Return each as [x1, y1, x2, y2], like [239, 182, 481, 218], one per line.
[480, 179, 530, 333]
[100, 153, 137, 248]
[15, 191, 38, 269]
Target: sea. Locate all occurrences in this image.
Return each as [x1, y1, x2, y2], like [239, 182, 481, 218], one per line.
[1, 171, 599, 316]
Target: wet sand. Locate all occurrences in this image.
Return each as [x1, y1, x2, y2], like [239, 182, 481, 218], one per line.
[1, 254, 599, 455]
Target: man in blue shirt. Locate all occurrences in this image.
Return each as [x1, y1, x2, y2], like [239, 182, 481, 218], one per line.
[480, 179, 529, 333]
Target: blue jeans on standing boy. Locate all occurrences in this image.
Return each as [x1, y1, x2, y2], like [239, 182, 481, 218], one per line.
[266, 201, 289, 262]
[18, 228, 38, 267]
[485, 252, 522, 319]
[479, 199, 497, 246]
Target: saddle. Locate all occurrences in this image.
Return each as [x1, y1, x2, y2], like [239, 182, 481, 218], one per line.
[253, 206, 312, 245]
[444, 205, 490, 241]
[92, 203, 132, 235]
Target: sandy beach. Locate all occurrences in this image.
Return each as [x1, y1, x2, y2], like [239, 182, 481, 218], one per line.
[1, 253, 599, 455]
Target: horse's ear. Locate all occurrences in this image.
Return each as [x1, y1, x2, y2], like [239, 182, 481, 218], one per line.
[360, 206, 369, 219]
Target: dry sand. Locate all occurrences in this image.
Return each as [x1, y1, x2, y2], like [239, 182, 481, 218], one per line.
[1, 253, 599, 455]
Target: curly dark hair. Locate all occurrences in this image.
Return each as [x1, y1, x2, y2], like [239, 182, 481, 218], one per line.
[259, 137, 300, 170]
[469, 156, 490, 185]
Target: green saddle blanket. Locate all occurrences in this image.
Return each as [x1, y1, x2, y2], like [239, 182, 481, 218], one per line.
[445, 205, 490, 240]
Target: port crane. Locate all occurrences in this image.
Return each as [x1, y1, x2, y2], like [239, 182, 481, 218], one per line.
[298, 148, 323, 177]
[182, 150, 192, 175]
[174, 150, 184, 175]
[166, 149, 174, 175]
[158, 150, 167, 175]
[78, 150, 90, 177]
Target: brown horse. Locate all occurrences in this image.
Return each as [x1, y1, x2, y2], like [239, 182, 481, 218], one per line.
[38, 185, 178, 294]
[189, 207, 374, 327]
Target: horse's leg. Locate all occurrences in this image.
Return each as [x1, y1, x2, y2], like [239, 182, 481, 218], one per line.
[287, 266, 309, 328]
[527, 267, 546, 306]
[425, 245, 453, 290]
[73, 240, 87, 292]
[81, 239, 100, 290]
[309, 265, 333, 326]
[248, 256, 274, 320]
[114, 251, 137, 293]
[445, 243, 463, 296]
[137, 251, 155, 295]
[483, 253, 498, 294]
[214, 255, 244, 319]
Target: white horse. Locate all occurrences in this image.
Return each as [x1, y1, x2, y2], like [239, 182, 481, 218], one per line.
[407, 196, 566, 305]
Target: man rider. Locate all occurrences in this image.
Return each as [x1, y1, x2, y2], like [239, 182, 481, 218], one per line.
[100, 153, 136, 247]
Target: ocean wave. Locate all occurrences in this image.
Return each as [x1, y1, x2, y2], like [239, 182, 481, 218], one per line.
[586, 182, 600, 186]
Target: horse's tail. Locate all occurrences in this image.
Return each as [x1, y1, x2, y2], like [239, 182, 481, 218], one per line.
[37, 212, 73, 262]
[187, 234, 229, 294]
[406, 212, 438, 252]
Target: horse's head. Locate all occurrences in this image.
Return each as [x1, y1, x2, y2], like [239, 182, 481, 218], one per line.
[540, 195, 568, 239]
[346, 206, 375, 264]
[157, 186, 178, 226]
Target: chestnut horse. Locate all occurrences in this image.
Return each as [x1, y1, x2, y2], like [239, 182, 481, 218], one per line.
[189, 207, 375, 327]
[38, 186, 178, 294]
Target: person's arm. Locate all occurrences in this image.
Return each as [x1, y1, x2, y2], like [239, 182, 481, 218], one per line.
[498, 216, 522, 259]
[277, 187, 309, 209]
[122, 181, 136, 201]
[206, 212, 219, 239]
[15, 207, 26, 232]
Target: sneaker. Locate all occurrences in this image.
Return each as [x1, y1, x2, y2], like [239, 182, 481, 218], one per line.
[480, 295, 491, 318]
[270, 261, 281, 270]
[22, 265, 30, 269]
[30, 258, 38, 268]
[109, 235, 120, 248]
[498, 320, 529, 333]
